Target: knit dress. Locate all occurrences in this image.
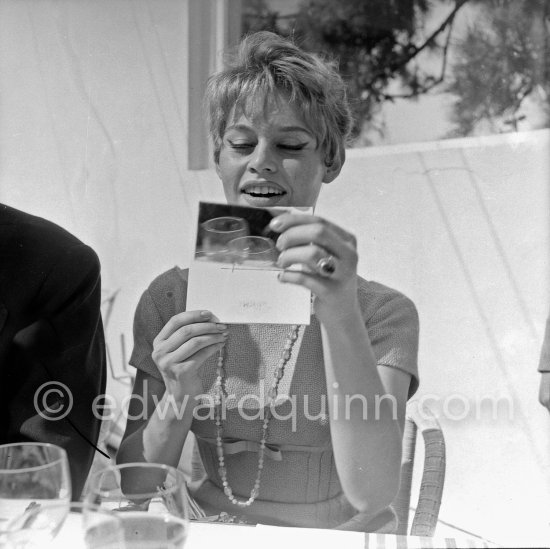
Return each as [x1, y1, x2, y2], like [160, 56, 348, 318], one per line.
[129, 267, 419, 530]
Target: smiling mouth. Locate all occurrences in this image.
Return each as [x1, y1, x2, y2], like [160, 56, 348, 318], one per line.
[241, 185, 286, 198]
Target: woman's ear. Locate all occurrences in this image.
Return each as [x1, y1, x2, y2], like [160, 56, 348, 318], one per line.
[322, 149, 344, 184]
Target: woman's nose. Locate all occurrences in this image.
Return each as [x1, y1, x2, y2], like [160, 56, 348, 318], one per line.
[248, 143, 277, 173]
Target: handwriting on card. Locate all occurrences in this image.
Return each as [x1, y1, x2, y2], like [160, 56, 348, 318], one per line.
[239, 300, 270, 313]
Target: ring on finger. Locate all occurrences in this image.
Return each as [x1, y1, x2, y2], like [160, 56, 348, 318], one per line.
[316, 255, 336, 277]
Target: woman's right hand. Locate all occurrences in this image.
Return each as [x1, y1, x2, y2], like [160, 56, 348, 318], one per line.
[152, 310, 227, 402]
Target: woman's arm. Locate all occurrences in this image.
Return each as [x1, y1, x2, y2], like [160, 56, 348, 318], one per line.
[116, 369, 193, 468]
[117, 309, 227, 468]
[538, 372, 550, 413]
[538, 316, 550, 413]
[319, 309, 410, 514]
[272, 213, 412, 514]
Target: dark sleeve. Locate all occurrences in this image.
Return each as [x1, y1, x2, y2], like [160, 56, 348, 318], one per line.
[366, 295, 420, 398]
[538, 316, 550, 372]
[13, 243, 106, 500]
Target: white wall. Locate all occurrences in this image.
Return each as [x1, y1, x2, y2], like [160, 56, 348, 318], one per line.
[0, 0, 229, 413]
[1, 0, 549, 544]
[317, 131, 550, 544]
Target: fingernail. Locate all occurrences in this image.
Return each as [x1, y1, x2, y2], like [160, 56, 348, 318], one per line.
[270, 218, 282, 230]
[277, 271, 284, 282]
[217, 324, 228, 330]
[222, 332, 229, 338]
[200, 311, 211, 318]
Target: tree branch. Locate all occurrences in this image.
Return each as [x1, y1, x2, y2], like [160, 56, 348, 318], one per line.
[378, 17, 456, 100]
[384, 0, 470, 74]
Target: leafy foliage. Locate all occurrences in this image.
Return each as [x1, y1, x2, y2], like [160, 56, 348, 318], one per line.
[445, 0, 550, 136]
[242, 0, 281, 34]
[292, 0, 435, 138]
[241, 0, 549, 141]
[242, 0, 468, 141]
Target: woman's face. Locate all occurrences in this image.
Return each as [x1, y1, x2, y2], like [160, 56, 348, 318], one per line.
[216, 99, 340, 208]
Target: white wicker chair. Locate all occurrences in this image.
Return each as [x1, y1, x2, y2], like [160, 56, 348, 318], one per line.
[392, 400, 446, 536]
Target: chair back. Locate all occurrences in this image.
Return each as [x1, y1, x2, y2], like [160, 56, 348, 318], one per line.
[393, 400, 446, 536]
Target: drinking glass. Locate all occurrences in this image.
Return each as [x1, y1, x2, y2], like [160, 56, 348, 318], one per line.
[228, 236, 277, 266]
[0, 442, 71, 548]
[84, 463, 189, 549]
[53, 502, 124, 549]
[199, 216, 249, 262]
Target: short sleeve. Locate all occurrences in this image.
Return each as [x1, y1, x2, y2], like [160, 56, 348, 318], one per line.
[538, 316, 550, 372]
[366, 294, 420, 398]
[129, 289, 164, 380]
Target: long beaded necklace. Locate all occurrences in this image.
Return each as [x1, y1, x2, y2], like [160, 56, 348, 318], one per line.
[213, 324, 302, 507]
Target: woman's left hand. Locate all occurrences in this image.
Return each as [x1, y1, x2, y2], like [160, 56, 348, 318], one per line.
[269, 213, 359, 323]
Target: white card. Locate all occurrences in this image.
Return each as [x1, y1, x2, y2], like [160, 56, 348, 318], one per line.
[187, 260, 311, 324]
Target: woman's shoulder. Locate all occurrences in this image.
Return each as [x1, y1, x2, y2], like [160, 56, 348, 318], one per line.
[146, 266, 188, 293]
[141, 266, 189, 319]
[356, 276, 418, 323]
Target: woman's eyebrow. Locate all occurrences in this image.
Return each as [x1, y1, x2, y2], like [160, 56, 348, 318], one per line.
[278, 126, 314, 136]
[224, 123, 314, 137]
[225, 124, 254, 133]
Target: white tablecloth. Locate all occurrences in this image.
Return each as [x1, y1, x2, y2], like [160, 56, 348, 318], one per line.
[50, 513, 506, 549]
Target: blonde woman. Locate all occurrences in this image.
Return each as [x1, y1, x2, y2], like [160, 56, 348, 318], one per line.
[118, 31, 419, 533]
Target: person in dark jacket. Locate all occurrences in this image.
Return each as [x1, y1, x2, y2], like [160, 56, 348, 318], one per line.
[0, 203, 106, 499]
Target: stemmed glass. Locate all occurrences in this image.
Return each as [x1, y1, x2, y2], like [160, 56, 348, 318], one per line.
[83, 463, 189, 549]
[0, 442, 71, 548]
[199, 216, 249, 262]
[228, 235, 277, 266]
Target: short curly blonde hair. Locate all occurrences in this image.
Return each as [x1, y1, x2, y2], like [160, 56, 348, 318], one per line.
[205, 31, 352, 167]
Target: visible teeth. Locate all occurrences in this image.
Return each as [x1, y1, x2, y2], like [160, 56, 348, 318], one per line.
[245, 186, 283, 195]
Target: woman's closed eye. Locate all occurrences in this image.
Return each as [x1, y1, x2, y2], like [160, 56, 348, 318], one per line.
[227, 140, 308, 153]
[278, 142, 308, 151]
[229, 141, 254, 150]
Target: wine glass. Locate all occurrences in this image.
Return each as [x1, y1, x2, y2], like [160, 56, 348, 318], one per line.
[228, 235, 277, 266]
[84, 463, 189, 549]
[199, 216, 249, 262]
[0, 442, 71, 548]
